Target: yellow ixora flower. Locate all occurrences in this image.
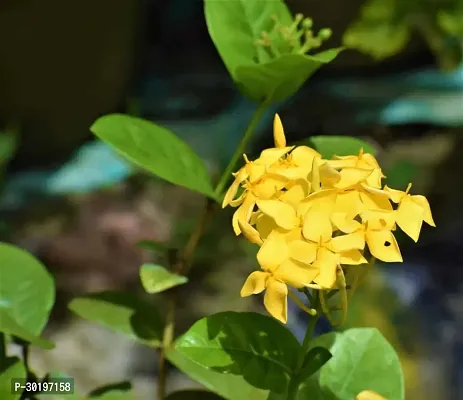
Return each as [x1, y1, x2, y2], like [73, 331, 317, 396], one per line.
[224, 110, 436, 326]
[240, 231, 319, 323]
[384, 183, 436, 242]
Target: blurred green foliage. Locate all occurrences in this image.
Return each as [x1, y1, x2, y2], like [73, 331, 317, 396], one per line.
[345, 0, 463, 69]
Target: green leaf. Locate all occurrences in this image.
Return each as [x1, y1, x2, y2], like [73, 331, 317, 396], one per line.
[438, 10, 463, 36]
[204, 0, 341, 103]
[298, 347, 332, 383]
[0, 357, 27, 400]
[310, 328, 404, 400]
[343, 0, 410, 60]
[0, 129, 17, 170]
[165, 390, 224, 400]
[307, 136, 377, 159]
[167, 349, 285, 400]
[140, 264, 188, 294]
[136, 240, 169, 254]
[90, 114, 217, 200]
[234, 50, 342, 103]
[204, 0, 294, 73]
[383, 160, 417, 190]
[68, 291, 162, 348]
[0, 242, 55, 336]
[0, 309, 54, 349]
[174, 311, 300, 394]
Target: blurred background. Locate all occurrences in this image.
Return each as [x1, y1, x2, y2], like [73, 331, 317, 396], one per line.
[0, 0, 462, 399]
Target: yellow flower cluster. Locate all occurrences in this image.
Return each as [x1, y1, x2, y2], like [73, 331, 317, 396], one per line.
[223, 114, 435, 324]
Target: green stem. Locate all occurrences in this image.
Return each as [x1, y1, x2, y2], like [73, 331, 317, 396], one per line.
[287, 291, 320, 400]
[214, 100, 269, 196]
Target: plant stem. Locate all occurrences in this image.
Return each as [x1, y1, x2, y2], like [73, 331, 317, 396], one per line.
[0, 333, 6, 365]
[156, 100, 270, 400]
[214, 100, 269, 196]
[287, 291, 320, 400]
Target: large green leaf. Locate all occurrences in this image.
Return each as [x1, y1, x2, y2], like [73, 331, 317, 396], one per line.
[310, 328, 404, 400]
[307, 136, 377, 159]
[68, 291, 162, 348]
[0, 243, 55, 336]
[174, 312, 300, 395]
[167, 349, 285, 400]
[204, 0, 341, 103]
[140, 264, 188, 294]
[234, 50, 342, 103]
[0, 357, 27, 400]
[91, 114, 216, 200]
[0, 309, 54, 349]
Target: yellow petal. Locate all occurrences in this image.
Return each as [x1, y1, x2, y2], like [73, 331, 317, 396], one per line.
[279, 179, 311, 208]
[258, 147, 293, 165]
[383, 185, 405, 203]
[240, 271, 268, 296]
[298, 189, 337, 217]
[359, 153, 381, 168]
[320, 162, 341, 188]
[252, 176, 287, 199]
[247, 163, 266, 183]
[231, 194, 256, 235]
[335, 167, 373, 189]
[264, 278, 288, 323]
[356, 390, 387, 400]
[310, 156, 321, 191]
[326, 158, 356, 169]
[255, 214, 279, 240]
[365, 168, 383, 188]
[270, 166, 308, 180]
[289, 240, 318, 264]
[313, 248, 339, 289]
[275, 259, 319, 288]
[396, 196, 424, 242]
[284, 227, 304, 243]
[340, 249, 368, 265]
[303, 208, 333, 243]
[256, 200, 298, 230]
[366, 230, 403, 262]
[411, 195, 436, 227]
[273, 114, 286, 148]
[229, 190, 246, 207]
[359, 185, 393, 211]
[222, 178, 241, 208]
[329, 231, 365, 252]
[361, 209, 396, 230]
[331, 213, 362, 233]
[335, 190, 362, 217]
[238, 220, 263, 245]
[290, 146, 321, 169]
[257, 231, 289, 272]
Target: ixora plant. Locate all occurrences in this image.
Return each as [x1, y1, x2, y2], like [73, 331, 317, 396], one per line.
[0, 1, 436, 399]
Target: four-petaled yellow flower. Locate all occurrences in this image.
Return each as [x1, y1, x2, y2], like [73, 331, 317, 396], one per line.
[224, 113, 435, 323]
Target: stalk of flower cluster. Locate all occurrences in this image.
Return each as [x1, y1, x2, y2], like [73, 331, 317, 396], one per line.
[156, 100, 270, 400]
[287, 290, 321, 400]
